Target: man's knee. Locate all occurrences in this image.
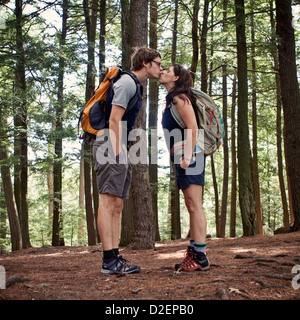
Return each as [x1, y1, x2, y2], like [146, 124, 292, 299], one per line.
[113, 198, 123, 216]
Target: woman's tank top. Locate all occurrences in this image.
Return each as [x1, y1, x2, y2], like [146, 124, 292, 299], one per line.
[161, 105, 185, 162]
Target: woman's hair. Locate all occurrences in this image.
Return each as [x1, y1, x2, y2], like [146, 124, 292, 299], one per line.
[166, 64, 196, 107]
[131, 46, 161, 71]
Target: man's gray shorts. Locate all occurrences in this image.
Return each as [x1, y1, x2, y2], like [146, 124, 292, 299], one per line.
[92, 139, 132, 199]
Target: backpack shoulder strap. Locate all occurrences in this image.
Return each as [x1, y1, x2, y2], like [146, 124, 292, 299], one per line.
[119, 70, 142, 100]
[112, 71, 143, 111]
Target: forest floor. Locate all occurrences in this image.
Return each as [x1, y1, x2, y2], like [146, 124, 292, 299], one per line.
[0, 231, 300, 301]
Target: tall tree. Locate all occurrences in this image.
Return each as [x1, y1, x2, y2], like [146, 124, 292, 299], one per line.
[250, 0, 263, 234]
[190, 0, 200, 82]
[275, 0, 300, 231]
[52, 0, 68, 246]
[14, 0, 30, 248]
[120, 0, 134, 246]
[121, 0, 132, 70]
[207, 0, 220, 237]
[235, 0, 257, 236]
[171, 0, 179, 65]
[130, 0, 155, 249]
[200, 0, 209, 93]
[170, 0, 180, 240]
[83, 0, 98, 245]
[0, 109, 22, 251]
[270, 0, 289, 232]
[99, 0, 106, 73]
[230, 76, 237, 237]
[219, 0, 229, 237]
[149, 0, 160, 241]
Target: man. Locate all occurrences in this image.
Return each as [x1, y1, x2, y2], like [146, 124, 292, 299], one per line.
[93, 47, 162, 275]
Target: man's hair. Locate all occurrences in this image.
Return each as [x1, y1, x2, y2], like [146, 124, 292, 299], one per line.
[131, 47, 161, 71]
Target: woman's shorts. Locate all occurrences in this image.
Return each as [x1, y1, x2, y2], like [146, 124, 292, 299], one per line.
[174, 154, 206, 190]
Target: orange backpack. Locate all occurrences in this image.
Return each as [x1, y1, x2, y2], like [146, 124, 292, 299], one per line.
[79, 66, 141, 142]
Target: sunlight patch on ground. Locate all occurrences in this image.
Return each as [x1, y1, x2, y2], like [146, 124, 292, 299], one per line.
[156, 251, 184, 260]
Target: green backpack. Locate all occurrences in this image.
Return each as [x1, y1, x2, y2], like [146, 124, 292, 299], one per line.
[170, 87, 225, 156]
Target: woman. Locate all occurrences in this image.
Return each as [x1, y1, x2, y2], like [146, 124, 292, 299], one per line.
[160, 64, 210, 272]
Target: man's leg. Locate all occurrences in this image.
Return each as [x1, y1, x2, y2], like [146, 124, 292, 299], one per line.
[112, 197, 123, 250]
[98, 193, 140, 275]
[98, 193, 117, 251]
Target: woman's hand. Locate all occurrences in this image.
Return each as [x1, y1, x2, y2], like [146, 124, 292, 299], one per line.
[180, 157, 191, 169]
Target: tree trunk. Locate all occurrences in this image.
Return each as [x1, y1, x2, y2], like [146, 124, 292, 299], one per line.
[230, 76, 237, 237]
[119, 0, 134, 246]
[149, 0, 160, 241]
[0, 183, 6, 253]
[219, 0, 229, 238]
[270, 0, 289, 232]
[121, 0, 132, 70]
[83, 0, 98, 245]
[0, 111, 22, 252]
[169, 0, 181, 240]
[200, 0, 209, 93]
[190, 0, 199, 82]
[120, 190, 134, 247]
[130, 0, 155, 249]
[99, 0, 106, 73]
[219, 63, 228, 237]
[78, 144, 86, 243]
[170, 163, 181, 239]
[52, 0, 68, 246]
[171, 0, 179, 65]
[47, 125, 54, 239]
[250, 0, 263, 235]
[275, 0, 300, 231]
[14, 0, 30, 249]
[235, 0, 257, 236]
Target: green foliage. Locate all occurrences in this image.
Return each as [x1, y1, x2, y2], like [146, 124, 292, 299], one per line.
[0, 0, 299, 251]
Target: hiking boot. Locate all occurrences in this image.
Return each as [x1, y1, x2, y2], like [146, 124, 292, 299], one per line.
[101, 256, 141, 275]
[174, 246, 194, 271]
[175, 246, 210, 272]
[193, 251, 210, 271]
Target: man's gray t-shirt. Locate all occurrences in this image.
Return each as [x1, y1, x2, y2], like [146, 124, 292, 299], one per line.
[112, 74, 136, 110]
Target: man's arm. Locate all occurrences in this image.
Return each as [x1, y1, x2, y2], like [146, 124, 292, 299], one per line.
[109, 105, 126, 156]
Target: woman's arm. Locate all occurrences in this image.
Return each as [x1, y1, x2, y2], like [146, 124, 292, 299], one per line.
[174, 96, 198, 169]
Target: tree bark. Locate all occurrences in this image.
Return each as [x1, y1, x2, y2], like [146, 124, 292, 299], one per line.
[99, 0, 106, 73]
[52, 0, 68, 246]
[250, 0, 263, 235]
[190, 0, 199, 82]
[200, 0, 209, 93]
[235, 0, 257, 236]
[219, 63, 228, 237]
[219, 0, 229, 238]
[230, 77, 237, 237]
[119, 0, 134, 246]
[149, 0, 160, 241]
[130, 0, 155, 249]
[169, 0, 180, 240]
[0, 110, 22, 251]
[121, 0, 132, 70]
[82, 0, 98, 245]
[14, 0, 30, 248]
[270, 0, 289, 232]
[171, 0, 179, 65]
[276, 0, 300, 231]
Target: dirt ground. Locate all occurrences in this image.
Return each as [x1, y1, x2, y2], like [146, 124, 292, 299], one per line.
[0, 231, 300, 301]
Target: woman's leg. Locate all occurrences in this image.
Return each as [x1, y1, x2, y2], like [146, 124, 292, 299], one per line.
[182, 184, 207, 244]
